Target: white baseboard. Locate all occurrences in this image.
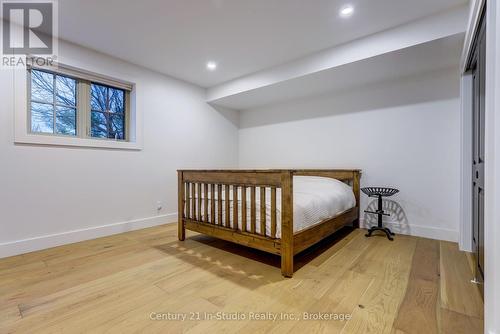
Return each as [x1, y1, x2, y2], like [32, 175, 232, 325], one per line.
[360, 219, 459, 242]
[0, 214, 459, 259]
[0, 213, 177, 259]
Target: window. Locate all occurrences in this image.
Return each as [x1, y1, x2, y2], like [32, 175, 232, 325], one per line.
[28, 67, 131, 142]
[30, 69, 77, 136]
[90, 83, 126, 140]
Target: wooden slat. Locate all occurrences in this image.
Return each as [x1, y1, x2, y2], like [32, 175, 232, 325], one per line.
[197, 183, 202, 221]
[191, 182, 196, 221]
[217, 184, 222, 225]
[210, 184, 215, 224]
[233, 185, 238, 230]
[241, 186, 247, 232]
[280, 171, 293, 277]
[293, 207, 358, 255]
[204, 183, 208, 223]
[271, 187, 277, 238]
[178, 173, 185, 241]
[353, 171, 360, 206]
[392, 238, 439, 334]
[260, 187, 266, 236]
[352, 171, 361, 228]
[250, 186, 256, 234]
[180, 168, 361, 173]
[185, 183, 190, 219]
[293, 170, 354, 181]
[225, 185, 230, 227]
[185, 220, 280, 255]
[182, 171, 282, 187]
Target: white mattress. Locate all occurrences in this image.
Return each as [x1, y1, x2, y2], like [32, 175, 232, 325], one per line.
[192, 176, 356, 237]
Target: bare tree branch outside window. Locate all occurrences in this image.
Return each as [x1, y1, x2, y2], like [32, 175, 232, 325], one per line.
[90, 83, 125, 140]
[29, 68, 127, 141]
[30, 69, 76, 135]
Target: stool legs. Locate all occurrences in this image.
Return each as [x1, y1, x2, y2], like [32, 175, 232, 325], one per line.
[365, 194, 395, 241]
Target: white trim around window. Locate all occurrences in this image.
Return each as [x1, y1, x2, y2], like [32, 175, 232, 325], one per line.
[14, 64, 142, 150]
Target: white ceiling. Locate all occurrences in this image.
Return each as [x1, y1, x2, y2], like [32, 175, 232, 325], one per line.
[208, 33, 464, 110]
[58, 0, 468, 87]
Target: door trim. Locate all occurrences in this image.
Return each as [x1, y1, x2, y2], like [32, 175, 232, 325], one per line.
[459, 73, 473, 252]
[460, 0, 486, 73]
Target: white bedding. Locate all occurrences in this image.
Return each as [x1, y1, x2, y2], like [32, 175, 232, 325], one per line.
[192, 176, 356, 237]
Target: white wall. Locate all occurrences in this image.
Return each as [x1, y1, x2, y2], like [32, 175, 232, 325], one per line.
[0, 39, 239, 257]
[239, 68, 461, 241]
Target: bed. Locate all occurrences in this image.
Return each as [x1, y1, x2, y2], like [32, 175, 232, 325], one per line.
[177, 169, 361, 277]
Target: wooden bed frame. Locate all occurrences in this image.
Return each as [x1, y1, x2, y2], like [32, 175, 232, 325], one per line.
[177, 169, 361, 277]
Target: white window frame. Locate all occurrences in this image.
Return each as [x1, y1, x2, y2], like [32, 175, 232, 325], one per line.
[14, 61, 142, 150]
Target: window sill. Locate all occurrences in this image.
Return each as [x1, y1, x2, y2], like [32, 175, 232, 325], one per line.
[14, 133, 142, 150]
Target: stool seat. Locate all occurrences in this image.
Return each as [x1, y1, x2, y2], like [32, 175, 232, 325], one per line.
[361, 187, 399, 197]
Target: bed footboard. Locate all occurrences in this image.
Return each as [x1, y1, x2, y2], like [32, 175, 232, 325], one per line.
[178, 170, 294, 276]
[177, 169, 360, 277]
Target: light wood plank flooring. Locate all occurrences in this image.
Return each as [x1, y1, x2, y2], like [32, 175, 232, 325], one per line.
[0, 224, 483, 333]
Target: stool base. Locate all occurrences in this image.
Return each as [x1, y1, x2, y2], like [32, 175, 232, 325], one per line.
[365, 227, 395, 241]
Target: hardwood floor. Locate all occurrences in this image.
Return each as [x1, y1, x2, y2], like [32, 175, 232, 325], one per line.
[0, 224, 483, 333]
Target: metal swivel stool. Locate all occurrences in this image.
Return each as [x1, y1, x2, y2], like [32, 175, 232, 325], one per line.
[361, 187, 399, 241]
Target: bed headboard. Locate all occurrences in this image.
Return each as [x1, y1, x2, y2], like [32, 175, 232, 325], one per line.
[292, 169, 360, 182]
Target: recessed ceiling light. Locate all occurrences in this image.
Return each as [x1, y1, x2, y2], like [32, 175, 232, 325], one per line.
[339, 5, 354, 18]
[206, 61, 217, 71]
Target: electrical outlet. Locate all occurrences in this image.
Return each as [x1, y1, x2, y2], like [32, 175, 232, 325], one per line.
[156, 201, 163, 211]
